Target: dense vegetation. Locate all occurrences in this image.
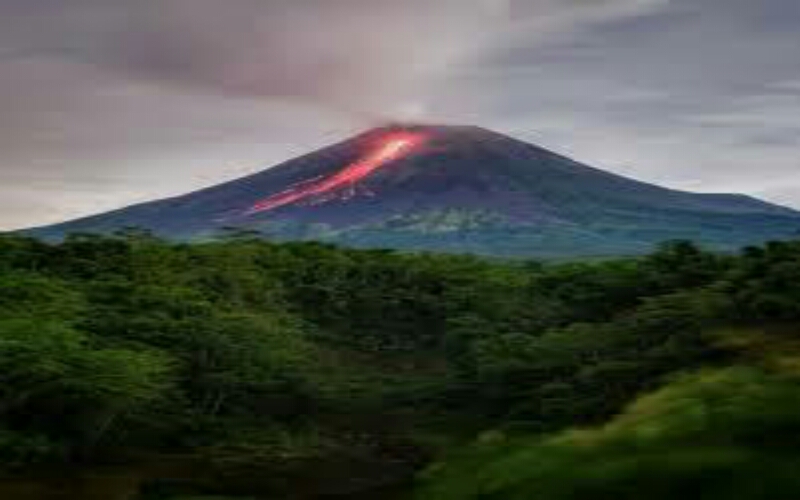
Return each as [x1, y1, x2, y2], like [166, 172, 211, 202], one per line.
[1, 231, 799, 499]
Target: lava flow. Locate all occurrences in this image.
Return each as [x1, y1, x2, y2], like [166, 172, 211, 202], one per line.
[247, 132, 426, 215]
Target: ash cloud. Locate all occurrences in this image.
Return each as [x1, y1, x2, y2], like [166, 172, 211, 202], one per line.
[0, 0, 663, 118]
[1, 0, 487, 117]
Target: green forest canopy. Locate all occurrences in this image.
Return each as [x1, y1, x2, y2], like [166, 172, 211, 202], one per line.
[1, 232, 799, 499]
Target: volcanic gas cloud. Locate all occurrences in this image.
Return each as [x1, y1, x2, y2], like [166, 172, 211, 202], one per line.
[247, 131, 426, 214]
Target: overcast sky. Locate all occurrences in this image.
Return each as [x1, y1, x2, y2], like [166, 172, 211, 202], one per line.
[2, 0, 799, 230]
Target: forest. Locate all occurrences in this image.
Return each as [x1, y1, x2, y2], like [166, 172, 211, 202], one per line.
[1, 231, 799, 499]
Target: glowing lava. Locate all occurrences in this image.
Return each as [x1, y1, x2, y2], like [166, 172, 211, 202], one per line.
[247, 132, 426, 215]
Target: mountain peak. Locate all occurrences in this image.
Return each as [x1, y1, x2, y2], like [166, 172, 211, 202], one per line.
[356, 123, 509, 144]
[365, 122, 487, 133]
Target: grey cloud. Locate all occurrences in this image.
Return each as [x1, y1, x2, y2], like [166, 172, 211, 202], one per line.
[2, 0, 494, 117]
[0, 0, 673, 117]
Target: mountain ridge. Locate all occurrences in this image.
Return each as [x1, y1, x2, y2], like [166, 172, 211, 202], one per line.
[22, 124, 800, 257]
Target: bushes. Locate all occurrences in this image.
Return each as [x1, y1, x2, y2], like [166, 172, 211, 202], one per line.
[417, 364, 800, 500]
[0, 316, 173, 461]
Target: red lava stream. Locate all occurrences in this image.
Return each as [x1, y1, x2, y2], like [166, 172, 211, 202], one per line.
[247, 132, 426, 215]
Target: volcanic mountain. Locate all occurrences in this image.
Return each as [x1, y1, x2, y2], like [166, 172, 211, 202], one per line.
[25, 125, 800, 257]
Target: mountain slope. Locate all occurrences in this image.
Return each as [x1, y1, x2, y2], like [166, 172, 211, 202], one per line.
[24, 124, 800, 257]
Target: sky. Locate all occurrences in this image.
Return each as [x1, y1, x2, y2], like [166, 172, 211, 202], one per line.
[1, 0, 799, 230]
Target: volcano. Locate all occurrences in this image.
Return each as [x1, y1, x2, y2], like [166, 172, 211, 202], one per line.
[24, 125, 800, 257]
